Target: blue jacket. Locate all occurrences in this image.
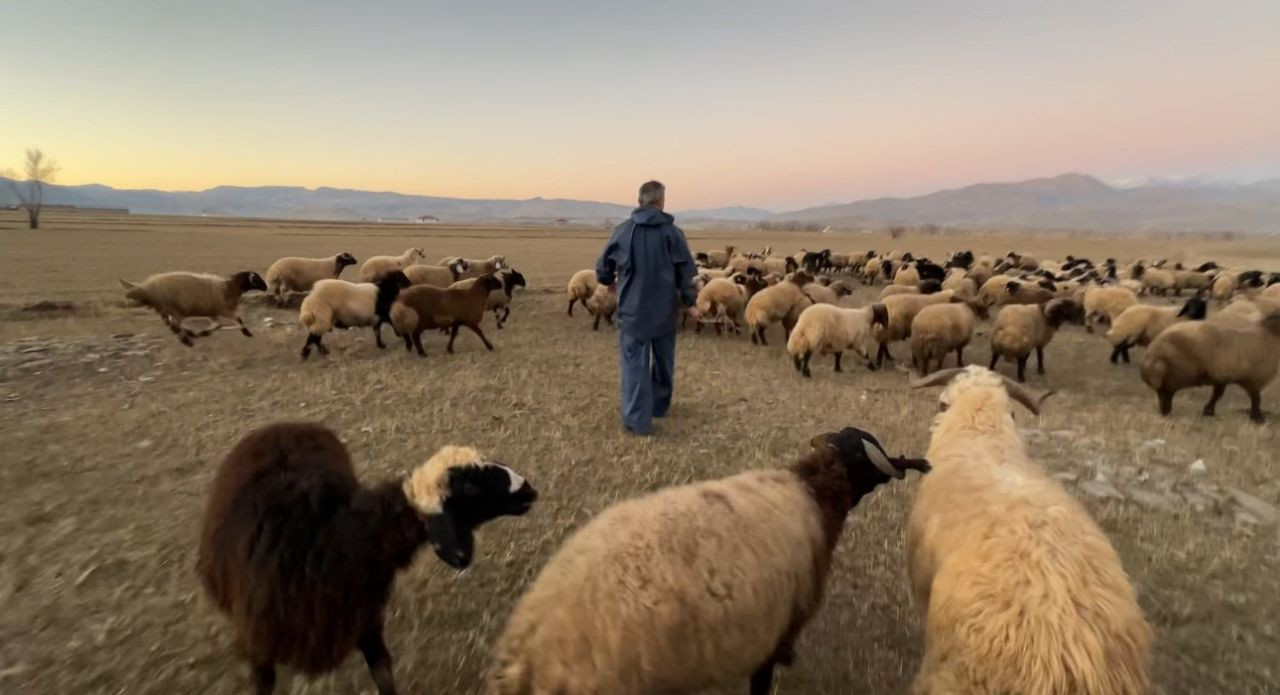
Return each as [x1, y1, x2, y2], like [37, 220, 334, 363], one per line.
[596, 206, 697, 340]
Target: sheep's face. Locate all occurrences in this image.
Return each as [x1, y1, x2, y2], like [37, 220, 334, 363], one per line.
[810, 428, 930, 498]
[404, 446, 537, 569]
[234, 271, 268, 293]
[336, 253, 358, 269]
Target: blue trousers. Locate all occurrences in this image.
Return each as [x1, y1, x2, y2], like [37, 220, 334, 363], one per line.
[618, 331, 676, 435]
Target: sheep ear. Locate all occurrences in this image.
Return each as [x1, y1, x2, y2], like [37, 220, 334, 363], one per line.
[809, 433, 837, 451]
[426, 512, 473, 570]
[863, 439, 903, 479]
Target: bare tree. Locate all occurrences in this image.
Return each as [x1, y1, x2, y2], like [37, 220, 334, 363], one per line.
[3, 149, 60, 230]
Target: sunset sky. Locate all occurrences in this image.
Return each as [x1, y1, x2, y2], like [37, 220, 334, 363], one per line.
[4, 1, 1278, 210]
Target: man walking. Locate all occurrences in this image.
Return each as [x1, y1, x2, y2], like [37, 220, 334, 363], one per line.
[596, 180, 699, 436]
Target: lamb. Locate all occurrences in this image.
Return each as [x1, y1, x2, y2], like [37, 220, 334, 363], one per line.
[450, 268, 527, 329]
[988, 298, 1080, 381]
[786, 302, 889, 377]
[565, 269, 598, 316]
[744, 271, 815, 346]
[907, 367, 1152, 695]
[584, 282, 618, 331]
[264, 253, 357, 303]
[873, 290, 961, 366]
[1003, 279, 1054, 305]
[487, 427, 928, 695]
[909, 301, 986, 375]
[390, 274, 504, 356]
[1106, 297, 1207, 364]
[298, 272, 411, 359]
[359, 248, 424, 283]
[403, 258, 471, 287]
[1139, 303, 1280, 422]
[198, 422, 536, 695]
[1082, 285, 1138, 333]
[120, 271, 267, 346]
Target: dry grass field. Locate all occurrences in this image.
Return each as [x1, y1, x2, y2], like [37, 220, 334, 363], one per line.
[2, 210, 1278, 694]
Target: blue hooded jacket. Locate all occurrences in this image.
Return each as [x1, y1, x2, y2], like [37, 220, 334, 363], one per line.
[596, 206, 697, 340]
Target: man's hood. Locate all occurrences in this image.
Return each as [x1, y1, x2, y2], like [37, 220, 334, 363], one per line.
[630, 206, 673, 226]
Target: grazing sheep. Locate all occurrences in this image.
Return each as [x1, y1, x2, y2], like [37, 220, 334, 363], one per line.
[787, 302, 889, 377]
[1003, 280, 1054, 306]
[264, 253, 357, 302]
[988, 298, 1080, 381]
[451, 268, 526, 329]
[1140, 303, 1280, 422]
[198, 422, 537, 695]
[120, 271, 267, 346]
[585, 282, 618, 331]
[910, 301, 986, 375]
[487, 427, 928, 695]
[298, 272, 411, 359]
[403, 258, 471, 287]
[908, 367, 1152, 695]
[1106, 297, 1207, 364]
[1082, 286, 1138, 333]
[873, 290, 961, 366]
[360, 248, 424, 283]
[391, 274, 504, 356]
[744, 271, 815, 346]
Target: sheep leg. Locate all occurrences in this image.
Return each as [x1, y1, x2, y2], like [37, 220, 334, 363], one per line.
[163, 315, 196, 347]
[988, 353, 998, 371]
[1246, 386, 1264, 423]
[358, 628, 398, 695]
[1109, 344, 1123, 364]
[955, 347, 964, 367]
[373, 321, 387, 349]
[749, 660, 777, 695]
[593, 314, 602, 331]
[411, 332, 427, 358]
[567, 298, 576, 316]
[832, 351, 843, 374]
[447, 325, 460, 353]
[300, 333, 321, 360]
[402, 334, 412, 351]
[1035, 346, 1046, 374]
[801, 351, 813, 378]
[1157, 389, 1174, 416]
[1016, 356, 1028, 382]
[234, 315, 253, 337]
[467, 323, 495, 351]
[754, 326, 768, 346]
[1202, 384, 1226, 417]
[251, 662, 276, 695]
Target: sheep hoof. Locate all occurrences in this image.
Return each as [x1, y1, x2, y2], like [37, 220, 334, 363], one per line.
[241, 328, 253, 337]
[1250, 412, 1265, 424]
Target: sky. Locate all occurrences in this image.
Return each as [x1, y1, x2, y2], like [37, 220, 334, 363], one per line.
[3, 0, 1278, 211]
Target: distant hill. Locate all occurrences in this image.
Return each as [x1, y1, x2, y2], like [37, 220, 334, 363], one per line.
[773, 173, 1280, 234]
[678, 206, 775, 222]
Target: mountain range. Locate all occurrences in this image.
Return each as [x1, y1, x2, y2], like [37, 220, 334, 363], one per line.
[4, 173, 1277, 233]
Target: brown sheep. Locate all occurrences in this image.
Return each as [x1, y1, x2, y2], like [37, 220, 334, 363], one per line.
[390, 274, 503, 357]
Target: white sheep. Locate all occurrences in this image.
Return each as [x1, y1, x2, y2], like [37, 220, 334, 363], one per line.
[873, 290, 959, 366]
[565, 269, 598, 316]
[1105, 297, 1206, 364]
[403, 258, 470, 287]
[298, 271, 411, 359]
[988, 299, 1080, 382]
[744, 271, 815, 346]
[359, 248, 424, 283]
[1082, 285, 1137, 333]
[976, 274, 1015, 306]
[487, 427, 928, 695]
[696, 275, 765, 335]
[879, 284, 920, 299]
[786, 302, 889, 377]
[801, 282, 845, 306]
[909, 301, 985, 375]
[264, 253, 357, 303]
[908, 366, 1152, 695]
[120, 271, 267, 346]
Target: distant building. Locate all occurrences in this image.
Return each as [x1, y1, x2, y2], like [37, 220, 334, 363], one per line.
[554, 218, 569, 226]
[415, 214, 440, 224]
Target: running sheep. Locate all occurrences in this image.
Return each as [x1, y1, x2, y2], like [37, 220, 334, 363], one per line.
[565, 269, 598, 316]
[360, 248, 424, 283]
[120, 270, 267, 346]
[298, 272, 411, 359]
[264, 253, 357, 303]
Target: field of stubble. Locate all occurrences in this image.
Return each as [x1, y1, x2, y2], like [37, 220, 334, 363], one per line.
[1, 210, 1277, 694]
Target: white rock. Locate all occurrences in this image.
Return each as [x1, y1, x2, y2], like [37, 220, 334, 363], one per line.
[1189, 459, 1207, 474]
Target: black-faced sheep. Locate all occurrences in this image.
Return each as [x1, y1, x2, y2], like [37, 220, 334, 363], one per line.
[450, 268, 526, 329]
[403, 258, 470, 287]
[390, 274, 503, 356]
[908, 367, 1151, 695]
[197, 422, 536, 695]
[786, 302, 889, 377]
[298, 272, 411, 359]
[1106, 296, 1206, 364]
[120, 271, 267, 346]
[744, 271, 815, 346]
[909, 300, 987, 375]
[1140, 302, 1280, 422]
[265, 253, 357, 303]
[988, 298, 1080, 382]
[696, 274, 766, 335]
[487, 427, 927, 695]
[1082, 285, 1138, 332]
[359, 248, 424, 283]
[873, 290, 972, 366]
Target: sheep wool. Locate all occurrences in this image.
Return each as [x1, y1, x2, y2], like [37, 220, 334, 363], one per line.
[1105, 298, 1206, 364]
[908, 366, 1151, 695]
[566, 269, 598, 316]
[744, 272, 814, 346]
[1082, 286, 1138, 332]
[910, 302, 980, 375]
[120, 270, 266, 346]
[360, 248, 425, 283]
[265, 253, 357, 300]
[787, 302, 888, 377]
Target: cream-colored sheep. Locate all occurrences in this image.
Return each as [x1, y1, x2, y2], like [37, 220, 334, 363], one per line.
[880, 284, 919, 299]
[359, 248, 424, 283]
[1082, 286, 1138, 332]
[976, 274, 1015, 306]
[1003, 280, 1054, 306]
[487, 428, 927, 695]
[1105, 297, 1206, 364]
[1172, 269, 1213, 295]
[696, 275, 766, 335]
[744, 272, 815, 346]
[873, 290, 958, 366]
[584, 283, 617, 331]
[120, 271, 267, 346]
[565, 269, 598, 316]
[909, 302, 984, 375]
[941, 269, 977, 297]
[403, 259, 470, 287]
[703, 245, 735, 268]
[894, 263, 921, 286]
[1137, 266, 1175, 296]
[802, 282, 844, 306]
[298, 272, 411, 359]
[264, 253, 357, 302]
[907, 366, 1151, 695]
[448, 255, 507, 280]
[786, 302, 889, 377]
[988, 299, 1079, 381]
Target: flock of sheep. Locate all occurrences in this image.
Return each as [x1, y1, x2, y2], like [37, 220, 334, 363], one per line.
[113, 239, 1280, 694]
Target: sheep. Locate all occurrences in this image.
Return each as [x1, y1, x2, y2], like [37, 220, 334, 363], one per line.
[894, 263, 921, 286]
[264, 252, 357, 303]
[941, 269, 977, 297]
[451, 268, 526, 329]
[298, 272, 411, 360]
[120, 271, 267, 346]
[487, 427, 928, 695]
[988, 298, 1080, 381]
[403, 258, 471, 287]
[696, 274, 766, 335]
[1134, 265, 1175, 296]
[1140, 303, 1280, 422]
[909, 301, 986, 375]
[198, 422, 537, 695]
[761, 255, 792, 275]
[565, 269, 598, 316]
[873, 290, 961, 366]
[584, 282, 619, 331]
[704, 245, 735, 268]
[1082, 285, 1138, 333]
[390, 274, 504, 356]
[879, 285, 919, 299]
[359, 248, 424, 283]
[744, 271, 815, 346]
[1265, 283, 1280, 299]
[801, 281, 845, 306]
[907, 367, 1152, 695]
[446, 255, 508, 280]
[976, 274, 1015, 306]
[1003, 279, 1055, 305]
[1106, 297, 1207, 364]
[786, 302, 890, 377]
[1172, 269, 1213, 296]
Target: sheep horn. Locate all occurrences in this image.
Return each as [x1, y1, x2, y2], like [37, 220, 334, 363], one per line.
[997, 377, 1054, 415]
[862, 439, 903, 479]
[909, 368, 967, 388]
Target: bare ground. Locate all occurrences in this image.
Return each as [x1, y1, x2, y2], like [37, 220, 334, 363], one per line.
[1, 211, 1277, 693]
